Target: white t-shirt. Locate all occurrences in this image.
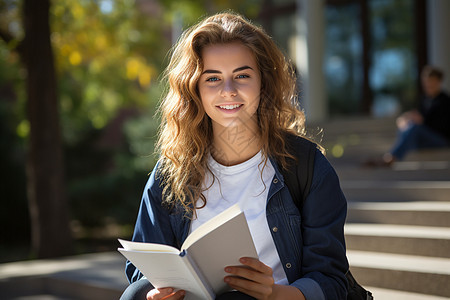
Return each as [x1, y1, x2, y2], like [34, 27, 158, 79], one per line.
[190, 151, 288, 285]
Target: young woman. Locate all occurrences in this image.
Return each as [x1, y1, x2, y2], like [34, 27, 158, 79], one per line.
[121, 12, 348, 300]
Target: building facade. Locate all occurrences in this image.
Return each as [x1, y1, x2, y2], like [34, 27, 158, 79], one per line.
[258, 0, 450, 122]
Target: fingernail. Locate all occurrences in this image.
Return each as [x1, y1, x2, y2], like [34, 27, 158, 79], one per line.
[240, 257, 247, 263]
[225, 267, 231, 272]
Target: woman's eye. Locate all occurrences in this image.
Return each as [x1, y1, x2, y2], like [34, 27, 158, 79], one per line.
[236, 74, 249, 79]
[206, 77, 220, 82]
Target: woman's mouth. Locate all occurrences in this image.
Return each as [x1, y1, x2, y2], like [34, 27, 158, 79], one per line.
[218, 104, 243, 110]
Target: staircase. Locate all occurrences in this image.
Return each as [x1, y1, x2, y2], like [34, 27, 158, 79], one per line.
[316, 117, 450, 299]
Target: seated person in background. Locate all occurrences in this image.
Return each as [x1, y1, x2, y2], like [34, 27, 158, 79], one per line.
[368, 65, 450, 167]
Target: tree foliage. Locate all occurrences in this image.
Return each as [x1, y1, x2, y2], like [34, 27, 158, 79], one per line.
[0, 0, 262, 260]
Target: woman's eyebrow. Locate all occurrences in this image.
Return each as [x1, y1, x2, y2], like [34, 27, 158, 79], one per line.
[201, 65, 254, 75]
[202, 69, 221, 75]
[233, 66, 253, 73]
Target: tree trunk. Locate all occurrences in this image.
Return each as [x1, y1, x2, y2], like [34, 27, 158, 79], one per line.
[23, 0, 73, 258]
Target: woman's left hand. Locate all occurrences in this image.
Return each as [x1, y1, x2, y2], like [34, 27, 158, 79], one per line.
[224, 257, 275, 300]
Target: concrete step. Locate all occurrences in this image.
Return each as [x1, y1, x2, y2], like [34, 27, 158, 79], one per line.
[347, 201, 450, 227]
[0, 252, 127, 300]
[1, 276, 123, 300]
[335, 166, 450, 181]
[347, 250, 450, 298]
[309, 117, 397, 155]
[345, 223, 450, 258]
[322, 133, 396, 146]
[4, 296, 71, 300]
[365, 286, 450, 300]
[342, 180, 450, 202]
[317, 117, 450, 297]
[405, 149, 450, 162]
[328, 147, 450, 166]
[325, 142, 450, 167]
[325, 144, 394, 162]
[311, 116, 397, 134]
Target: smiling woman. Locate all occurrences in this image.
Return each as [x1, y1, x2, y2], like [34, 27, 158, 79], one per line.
[198, 42, 262, 165]
[156, 12, 306, 212]
[121, 12, 349, 300]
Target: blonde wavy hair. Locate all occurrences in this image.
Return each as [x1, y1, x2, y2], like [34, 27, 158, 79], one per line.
[156, 12, 307, 215]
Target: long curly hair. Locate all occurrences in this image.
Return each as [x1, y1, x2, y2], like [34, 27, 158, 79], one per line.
[156, 12, 307, 215]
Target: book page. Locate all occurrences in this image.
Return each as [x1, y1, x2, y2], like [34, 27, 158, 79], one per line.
[183, 205, 259, 296]
[118, 249, 214, 300]
[118, 239, 179, 253]
[182, 204, 243, 249]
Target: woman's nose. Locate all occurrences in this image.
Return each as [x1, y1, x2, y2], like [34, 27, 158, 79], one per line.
[220, 80, 237, 97]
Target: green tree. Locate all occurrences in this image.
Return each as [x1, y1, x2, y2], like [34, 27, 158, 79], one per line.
[0, 0, 72, 258]
[0, 0, 262, 259]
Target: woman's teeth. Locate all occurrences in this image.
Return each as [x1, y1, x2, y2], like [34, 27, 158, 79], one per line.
[219, 104, 241, 110]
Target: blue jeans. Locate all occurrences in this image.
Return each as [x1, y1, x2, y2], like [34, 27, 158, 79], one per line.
[120, 279, 256, 300]
[391, 124, 449, 160]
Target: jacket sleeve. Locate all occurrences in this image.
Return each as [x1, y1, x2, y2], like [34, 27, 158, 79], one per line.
[125, 162, 178, 284]
[291, 150, 349, 299]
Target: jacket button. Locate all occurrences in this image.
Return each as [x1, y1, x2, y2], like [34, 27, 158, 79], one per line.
[286, 263, 292, 269]
[272, 227, 278, 232]
[273, 178, 278, 184]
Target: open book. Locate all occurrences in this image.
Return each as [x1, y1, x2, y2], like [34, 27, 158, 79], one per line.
[118, 204, 258, 300]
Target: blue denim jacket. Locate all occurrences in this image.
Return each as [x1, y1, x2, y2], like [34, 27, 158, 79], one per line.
[125, 149, 349, 300]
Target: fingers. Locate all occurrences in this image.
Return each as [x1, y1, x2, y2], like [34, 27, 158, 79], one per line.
[239, 257, 273, 275]
[146, 288, 185, 300]
[224, 258, 274, 299]
[225, 257, 273, 282]
[224, 267, 274, 290]
[170, 290, 185, 300]
[225, 276, 272, 299]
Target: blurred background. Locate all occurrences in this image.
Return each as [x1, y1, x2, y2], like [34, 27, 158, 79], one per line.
[0, 0, 449, 263]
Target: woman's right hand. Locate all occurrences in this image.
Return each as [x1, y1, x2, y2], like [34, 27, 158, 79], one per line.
[146, 288, 185, 300]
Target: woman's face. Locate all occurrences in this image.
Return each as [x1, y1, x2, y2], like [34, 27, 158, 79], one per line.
[198, 42, 261, 133]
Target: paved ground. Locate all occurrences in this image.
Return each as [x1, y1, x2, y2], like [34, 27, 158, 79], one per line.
[0, 252, 128, 300]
